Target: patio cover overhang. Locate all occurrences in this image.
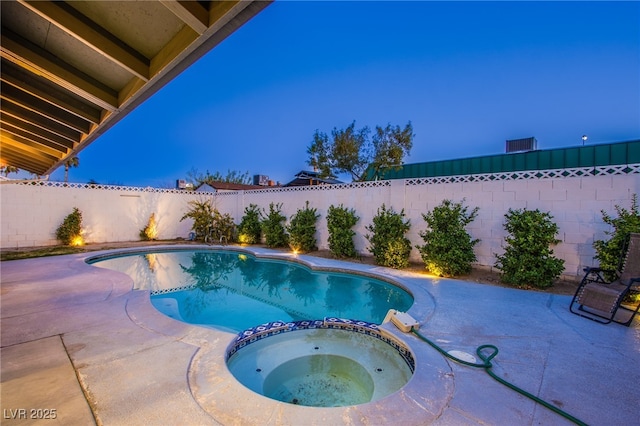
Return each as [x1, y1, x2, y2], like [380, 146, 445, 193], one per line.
[0, 0, 271, 176]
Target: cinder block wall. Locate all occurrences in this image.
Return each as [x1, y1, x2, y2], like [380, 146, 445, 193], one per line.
[0, 184, 199, 248]
[2, 173, 638, 280]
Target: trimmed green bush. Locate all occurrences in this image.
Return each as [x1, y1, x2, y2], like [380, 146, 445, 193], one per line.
[365, 204, 411, 269]
[494, 208, 564, 288]
[326, 204, 359, 258]
[593, 194, 640, 281]
[417, 199, 480, 277]
[238, 204, 262, 244]
[56, 207, 83, 245]
[287, 201, 320, 253]
[262, 202, 288, 248]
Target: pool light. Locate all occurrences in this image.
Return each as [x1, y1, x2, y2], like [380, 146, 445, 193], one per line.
[70, 235, 84, 246]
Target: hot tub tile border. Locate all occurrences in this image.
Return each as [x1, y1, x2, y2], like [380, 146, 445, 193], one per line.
[226, 318, 415, 372]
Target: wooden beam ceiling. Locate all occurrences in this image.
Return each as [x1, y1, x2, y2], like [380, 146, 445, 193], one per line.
[0, 0, 271, 176]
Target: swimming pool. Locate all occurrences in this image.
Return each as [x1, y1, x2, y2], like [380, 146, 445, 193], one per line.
[90, 249, 413, 332]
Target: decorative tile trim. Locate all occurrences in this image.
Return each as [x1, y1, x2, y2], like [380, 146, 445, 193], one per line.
[226, 318, 415, 372]
[243, 180, 391, 194]
[150, 285, 196, 295]
[405, 163, 640, 186]
[9, 180, 212, 193]
[8, 163, 637, 193]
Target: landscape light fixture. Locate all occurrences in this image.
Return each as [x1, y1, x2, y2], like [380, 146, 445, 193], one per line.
[582, 135, 588, 145]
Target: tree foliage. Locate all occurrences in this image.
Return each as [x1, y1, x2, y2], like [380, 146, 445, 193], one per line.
[187, 168, 252, 186]
[0, 165, 19, 177]
[64, 156, 79, 183]
[307, 121, 413, 181]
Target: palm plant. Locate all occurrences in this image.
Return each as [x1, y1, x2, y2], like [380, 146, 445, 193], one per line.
[64, 157, 79, 182]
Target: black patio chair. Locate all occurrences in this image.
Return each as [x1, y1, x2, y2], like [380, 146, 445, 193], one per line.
[570, 233, 640, 326]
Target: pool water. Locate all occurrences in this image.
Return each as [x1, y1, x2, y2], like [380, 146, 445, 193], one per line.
[90, 250, 413, 332]
[263, 354, 374, 406]
[226, 324, 414, 407]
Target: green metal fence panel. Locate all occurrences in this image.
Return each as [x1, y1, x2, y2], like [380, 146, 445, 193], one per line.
[594, 145, 611, 166]
[490, 156, 501, 173]
[451, 160, 462, 176]
[537, 150, 552, 170]
[469, 157, 480, 175]
[502, 154, 513, 172]
[628, 140, 640, 163]
[513, 153, 526, 171]
[550, 150, 565, 169]
[609, 143, 626, 166]
[627, 140, 640, 164]
[480, 156, 492, 174]
[431, 162, 445, 176]
[580, 146, 595, 167]
[372, 140, 639, 180]
[563, 147, 581, 168]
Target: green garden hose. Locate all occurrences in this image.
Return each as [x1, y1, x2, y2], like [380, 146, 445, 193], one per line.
[410, 328, 588, 426]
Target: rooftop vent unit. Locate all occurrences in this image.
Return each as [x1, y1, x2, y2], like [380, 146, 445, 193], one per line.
[176, 180, 193, 189]
[253, 175, 270, 186]
[506, 137, 537, 153]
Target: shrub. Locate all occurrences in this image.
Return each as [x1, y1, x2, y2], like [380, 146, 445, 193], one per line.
[287, 201, 320, 253]
[180, 199, 215, 241]
[56, 207, 83, 245]
[261, 202, 288, 248]
[326, 204, 359, 258]
[238, 204, 262, 244]
[417, 199, 480, 277]
[593, 194, 640, 281]
[211, 209, 236, 244]
[140, 213, 158, 241]
[494, 208, 564, 288]
[365, 204, 411, 269]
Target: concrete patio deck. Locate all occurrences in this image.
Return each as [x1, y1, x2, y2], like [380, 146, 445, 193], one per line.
[1, 245, 638, 425]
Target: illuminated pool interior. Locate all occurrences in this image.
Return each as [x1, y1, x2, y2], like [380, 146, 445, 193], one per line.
[226, 319, 414, 407]
[90, 249, 413, 332]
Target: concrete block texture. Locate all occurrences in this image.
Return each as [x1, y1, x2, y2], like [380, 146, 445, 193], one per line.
[1, 172, 637, 279]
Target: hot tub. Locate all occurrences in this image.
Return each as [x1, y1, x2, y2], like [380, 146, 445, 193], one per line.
[226, 318, 414, 407]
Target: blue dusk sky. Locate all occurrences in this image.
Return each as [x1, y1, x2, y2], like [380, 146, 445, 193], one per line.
[49, 1, 639, 187]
